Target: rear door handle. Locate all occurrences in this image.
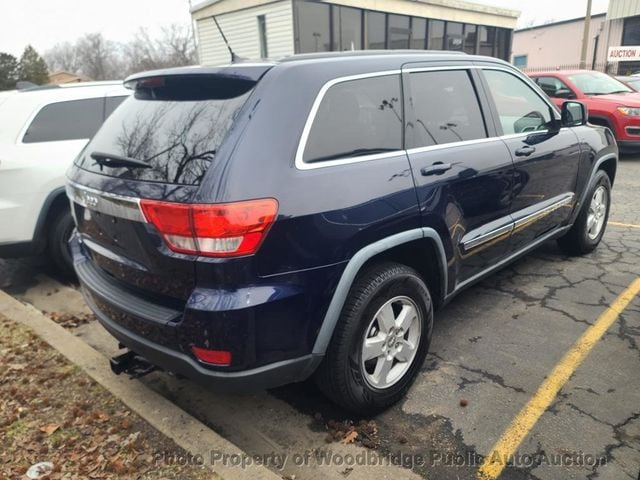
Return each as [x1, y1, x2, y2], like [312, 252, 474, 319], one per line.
[421, 162, 452, 176]
[515, 145, 536, 157]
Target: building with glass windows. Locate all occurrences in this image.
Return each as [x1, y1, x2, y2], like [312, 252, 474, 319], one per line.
[512, 0, 640, 74]
[190, 0, 519, 66]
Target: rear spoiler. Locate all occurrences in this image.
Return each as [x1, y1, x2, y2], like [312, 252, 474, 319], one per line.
[123, 65, 274, 90]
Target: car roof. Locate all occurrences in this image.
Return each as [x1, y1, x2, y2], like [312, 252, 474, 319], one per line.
[19, 80, 123, 92]
[124, 51, 513, 84]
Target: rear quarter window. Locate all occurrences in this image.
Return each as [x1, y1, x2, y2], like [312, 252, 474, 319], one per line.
[302, 74, 403, 163]
[22, 97, 104, 143]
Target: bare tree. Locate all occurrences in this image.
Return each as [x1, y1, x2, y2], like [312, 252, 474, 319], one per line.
[75, 33, 122, 80]
[44, 25, 196, 81]
[162, 24, 197, 66]
[45, 41, 81, 73]
[123, 24, 196, 75]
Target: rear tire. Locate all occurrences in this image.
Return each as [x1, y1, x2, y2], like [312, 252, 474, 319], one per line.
[557, 170, 611, 256]
[314, 262, 433, 415]
[47, 208, 75, 277]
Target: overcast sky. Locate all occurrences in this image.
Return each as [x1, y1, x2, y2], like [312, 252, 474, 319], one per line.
[0, 0, 609, 58]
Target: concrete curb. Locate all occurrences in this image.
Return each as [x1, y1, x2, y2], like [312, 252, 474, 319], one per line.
[0, 290, 282, 480]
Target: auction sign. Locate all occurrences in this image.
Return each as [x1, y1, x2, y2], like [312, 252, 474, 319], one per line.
[608, 46, 640, 61]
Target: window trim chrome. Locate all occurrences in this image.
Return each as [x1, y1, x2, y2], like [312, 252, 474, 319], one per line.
[294, 63, 563, 171]
[294, 70, 402, 171]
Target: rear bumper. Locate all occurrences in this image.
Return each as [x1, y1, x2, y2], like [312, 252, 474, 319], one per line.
[72, 234, 338, 390]
[83, 288, 322, 390]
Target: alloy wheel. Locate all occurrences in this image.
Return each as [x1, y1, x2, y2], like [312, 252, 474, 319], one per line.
[360, 296, 422, 389]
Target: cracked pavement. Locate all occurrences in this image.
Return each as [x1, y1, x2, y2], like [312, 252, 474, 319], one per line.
[1, 157, 639, 480]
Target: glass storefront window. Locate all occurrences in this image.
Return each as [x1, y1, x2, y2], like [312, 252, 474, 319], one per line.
[464, 24, 477, 54]
[446, 21, 464, 51]
[622, 16, 640, 45]
[496, 28, 511, 60]
[366, 11, 386, 49]
[388, 14, 410, 49]
[332, 6, 362, 50]
[410, 17, 427, 49]
[621, 16, 640, 75]
[428, 19, 445, 50]
[478, 26, 495, 56]
[296, 1, 331, 52]
[293, 1, 511, 59]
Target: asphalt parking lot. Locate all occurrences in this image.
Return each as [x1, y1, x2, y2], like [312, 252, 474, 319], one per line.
[1, 157, 639, 480]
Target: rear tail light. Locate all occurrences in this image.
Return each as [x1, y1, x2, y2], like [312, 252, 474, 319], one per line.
[191, 347, 232, 366]
[140, 198, 278, 257]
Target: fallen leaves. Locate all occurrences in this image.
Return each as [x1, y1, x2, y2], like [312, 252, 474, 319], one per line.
[317, 414, 380, 449]
[43, 312, 96, 329]
[40, 424, 60, 436]
[0, 313, 213, 480]
[341, 430, 358, 445]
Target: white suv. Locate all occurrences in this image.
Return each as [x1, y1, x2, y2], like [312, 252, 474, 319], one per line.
[0, 82, 129, 274]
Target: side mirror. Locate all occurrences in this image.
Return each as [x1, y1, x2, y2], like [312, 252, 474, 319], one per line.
[555, 88, 576, 99]
[561, 101, 588, 127]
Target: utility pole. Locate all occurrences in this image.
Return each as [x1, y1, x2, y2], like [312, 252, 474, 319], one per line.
[579, 0, 593, 69]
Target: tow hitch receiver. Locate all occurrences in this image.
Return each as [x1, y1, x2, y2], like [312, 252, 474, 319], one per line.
[110, 350, 157, 379]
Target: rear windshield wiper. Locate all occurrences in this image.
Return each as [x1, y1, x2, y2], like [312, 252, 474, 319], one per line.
[90, 151, 152, 169]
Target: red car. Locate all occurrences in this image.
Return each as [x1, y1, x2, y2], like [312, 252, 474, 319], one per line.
[529, 70, 640, 153]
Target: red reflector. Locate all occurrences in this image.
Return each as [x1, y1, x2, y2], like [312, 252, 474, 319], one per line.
[191, 347, 232, 366]
[139, 198, 278, 257]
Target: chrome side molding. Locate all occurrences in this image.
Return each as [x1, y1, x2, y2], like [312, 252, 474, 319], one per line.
[461, 193, 575, 252]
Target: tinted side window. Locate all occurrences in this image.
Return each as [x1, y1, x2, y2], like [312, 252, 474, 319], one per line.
[303, 75, 402, 163]
[104, 96, 127, 119]
[409, 70, 486, 148]
[483, 70, 552, 135]
[23, 98, 104, 143]
[534, 76, 572, 98]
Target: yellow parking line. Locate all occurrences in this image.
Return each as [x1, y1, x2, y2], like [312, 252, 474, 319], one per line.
[608, 221, 640, 229]
[477, 278, 640, 480]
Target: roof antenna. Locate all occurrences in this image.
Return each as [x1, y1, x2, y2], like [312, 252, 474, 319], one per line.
[212, 16, 243, 63]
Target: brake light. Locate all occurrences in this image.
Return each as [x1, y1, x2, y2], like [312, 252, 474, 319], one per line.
[140, 198, 278, 257]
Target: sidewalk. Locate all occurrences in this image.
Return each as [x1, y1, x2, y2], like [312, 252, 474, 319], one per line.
[0, 291, 282, 480]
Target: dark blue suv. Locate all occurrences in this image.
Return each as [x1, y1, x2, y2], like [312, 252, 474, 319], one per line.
[66, 51, 617, 413]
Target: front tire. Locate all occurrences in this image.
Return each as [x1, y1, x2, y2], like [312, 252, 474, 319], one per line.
[557, 170, 611, 255]
[315, 262, 433, 414]
[47, 208, 75, 277]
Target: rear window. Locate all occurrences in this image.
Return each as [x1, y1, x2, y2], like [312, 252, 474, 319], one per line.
[76, 76, 255, 186]
[23, 98, 104, 143]
[303, 74, 402, 163]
